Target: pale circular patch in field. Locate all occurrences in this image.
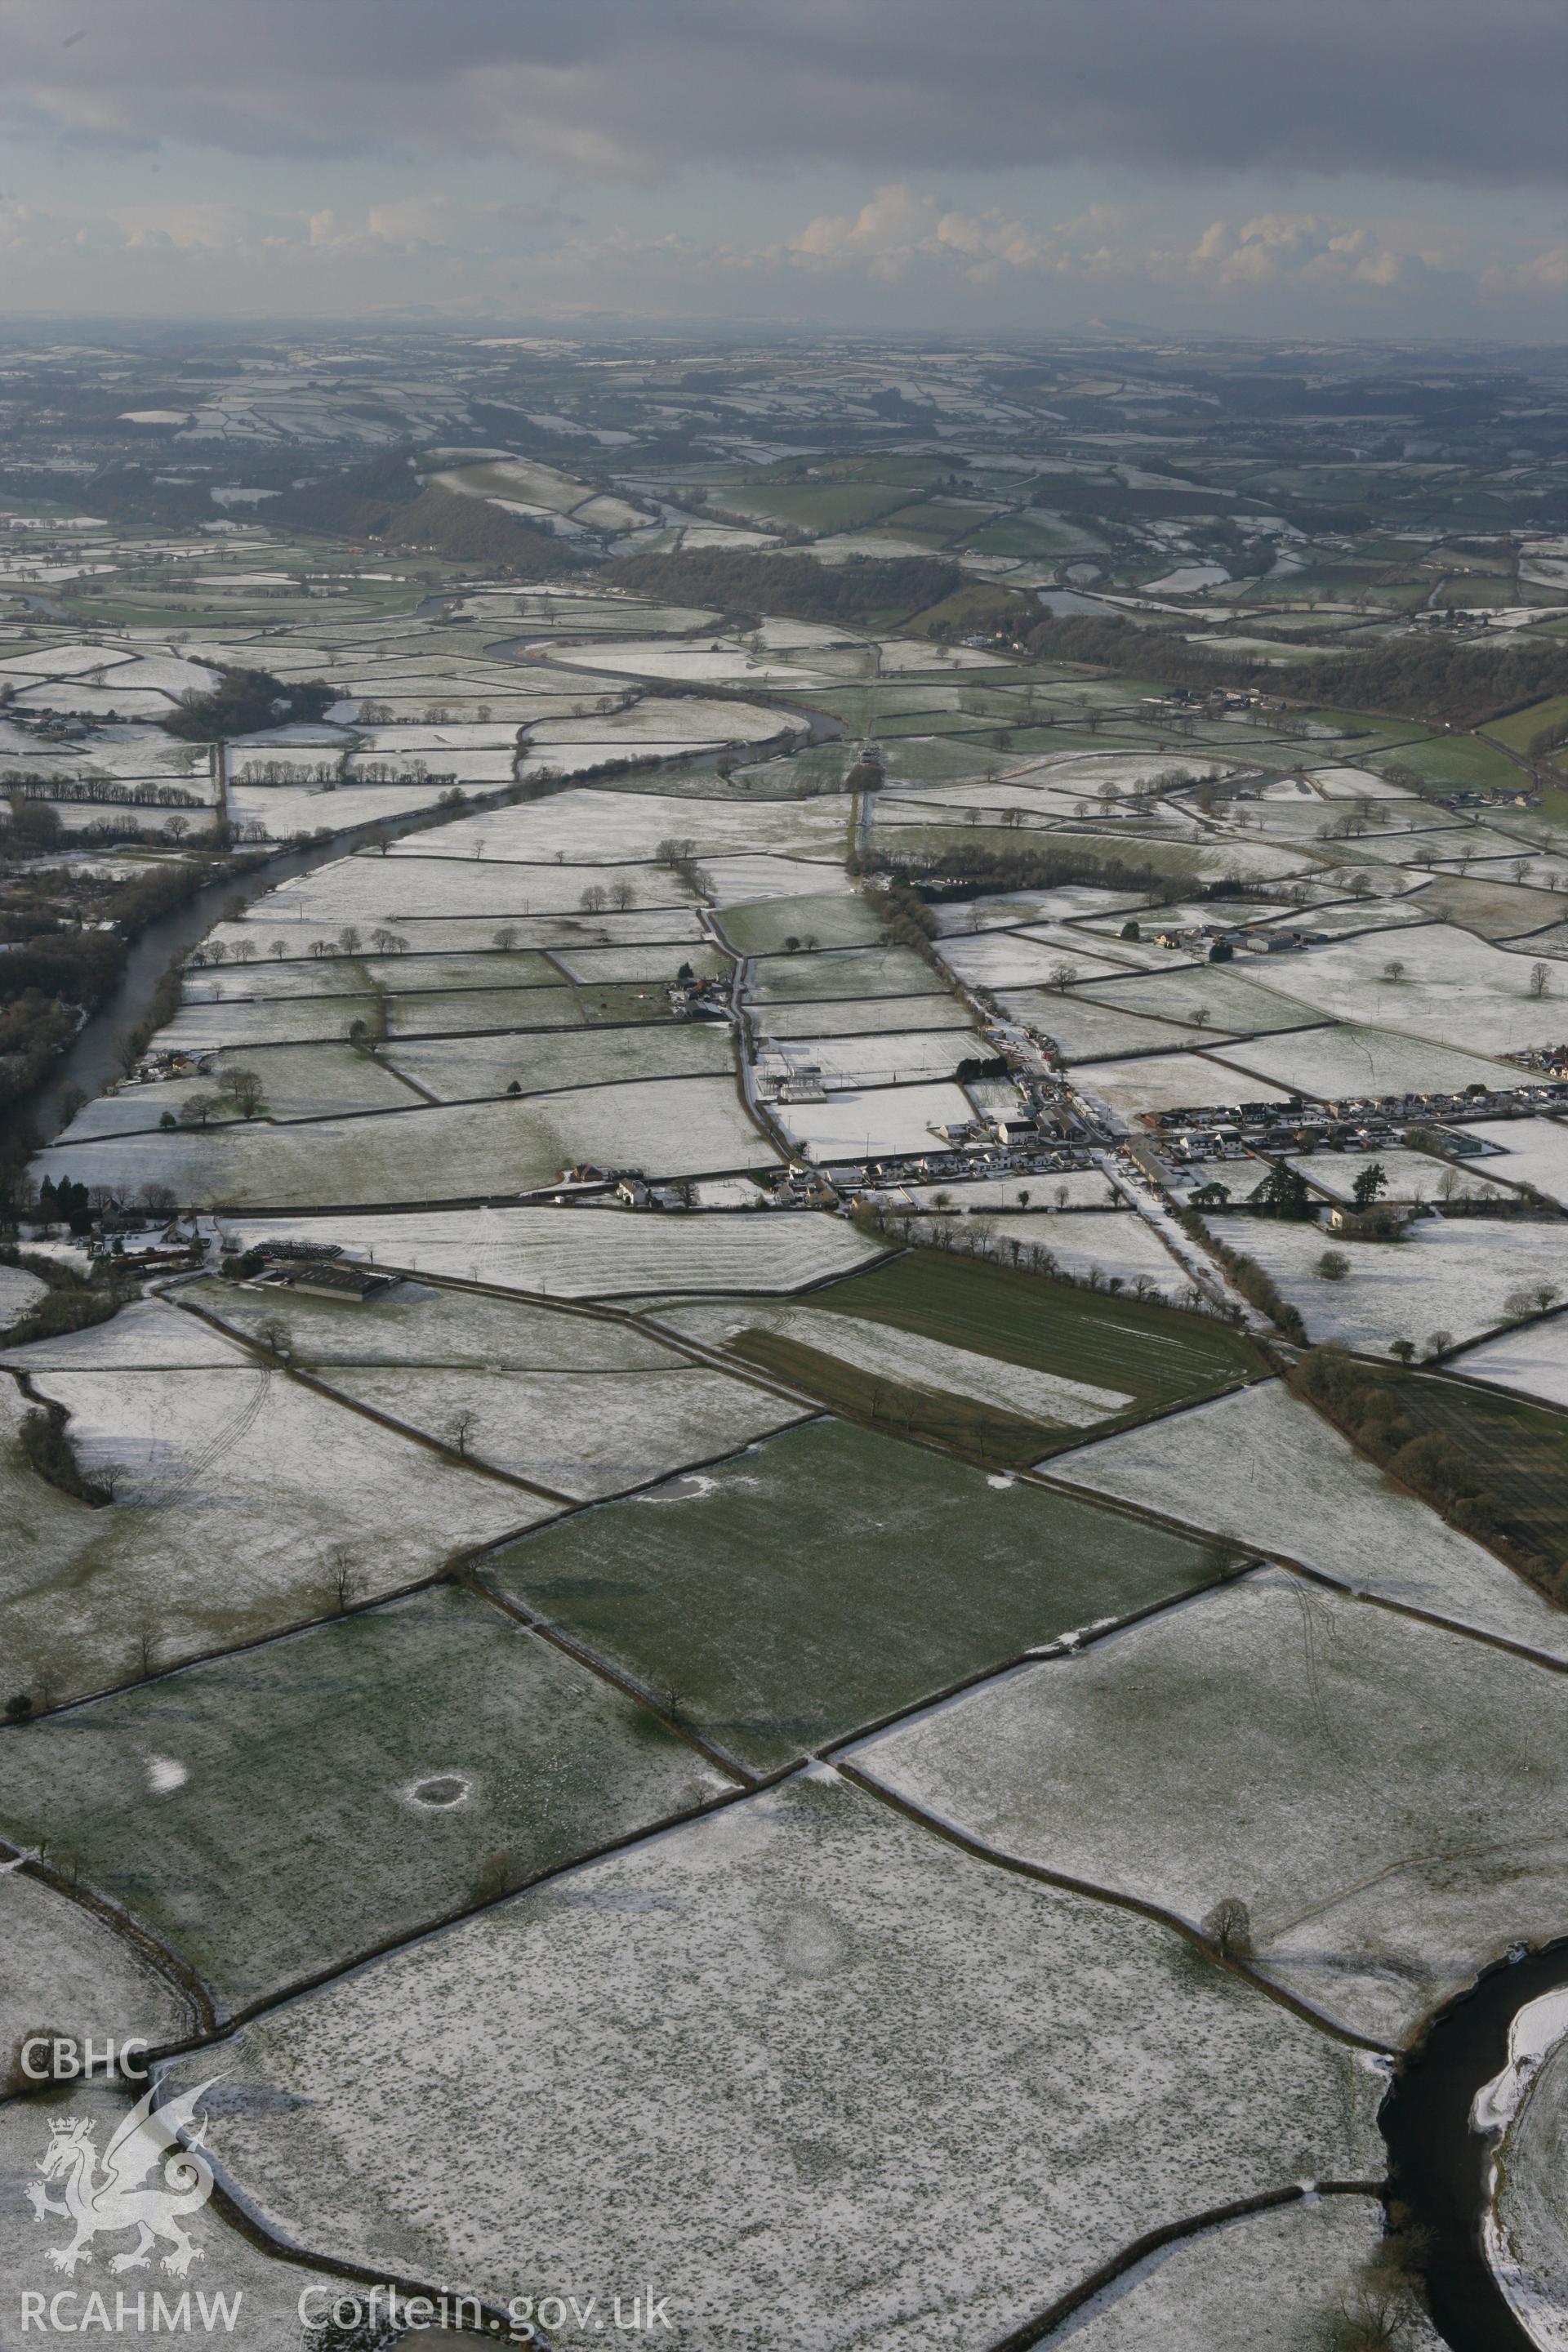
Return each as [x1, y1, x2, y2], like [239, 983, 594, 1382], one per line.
[404, 1772, 473, 1811]
[145, 1755, 188, 1795]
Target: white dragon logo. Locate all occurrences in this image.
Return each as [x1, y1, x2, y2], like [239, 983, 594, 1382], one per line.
[25, 2079, 217, 2278]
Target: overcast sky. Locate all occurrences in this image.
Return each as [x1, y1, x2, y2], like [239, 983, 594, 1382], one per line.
[1, 0, 1566, 336]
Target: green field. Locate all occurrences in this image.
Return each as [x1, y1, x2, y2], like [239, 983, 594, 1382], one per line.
[1394, 1374, 1568, 1574]
[901, 581, 1035, 636]
[743, 453, 939, 491]
[483, 1419, 1224, 1769]
[748, 942, 935, 1000]
[966, 515, 1107, 559]
[732, 740, 859, 791]
[0, 1586, 725, 2012]
[725, 1328, 1056, 1467]
[724, 483, 911, 533]
[877, 502, 987, 544]
[717, 892, 884, 955]
[813, 1250, 1266, 1410]
[1434, 574, 1521, 609]
[1486, 694, 1568, 756]
[1370, 734, 1523, 797]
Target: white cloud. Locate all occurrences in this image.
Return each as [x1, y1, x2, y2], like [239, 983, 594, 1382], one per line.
[774, 187, 1456, 306]
[0, 171, 1555, 332]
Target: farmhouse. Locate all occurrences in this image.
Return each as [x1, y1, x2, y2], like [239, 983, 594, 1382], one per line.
[258, 1261, 397, 1303]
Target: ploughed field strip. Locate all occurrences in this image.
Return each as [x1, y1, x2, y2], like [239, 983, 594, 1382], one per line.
[11, 421, 1568, 2352]
[805, 1248, 1266, 1415]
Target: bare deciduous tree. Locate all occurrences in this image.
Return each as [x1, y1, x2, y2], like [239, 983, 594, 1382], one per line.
[444, 1407, 478, 1459]
[1201, 1896, 1253, 1958]
[326, 1547, 358, 1615]
[218, 1067, 265, 1120]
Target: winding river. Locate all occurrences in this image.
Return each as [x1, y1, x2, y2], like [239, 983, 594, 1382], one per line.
[1383, 1942, 1568, 2350]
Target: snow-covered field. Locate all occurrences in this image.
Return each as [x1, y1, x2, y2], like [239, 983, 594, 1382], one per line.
[230, 790, 479, 856]
[774, 1080, 973, 1160]
[35, 1076, 774, 1209]
[1307, 766, 1420, 800]
[1071, 1051, 1292, 1122]
[759, 991, 964, 1038]
[902, 1168, 1114, 1212]
[2, 1297, 241, 1370]
[550, 940, 726, 985]
[937, 932, 1131, 990]
[0, 1368, 547, 1706]
[762, 1027, 977, 1085]
[257, 853, 693, 924]
[319, 1361, 804, 1498]
[385, 1020, 734, 1102]
[149, 987, 377, 1051]
[1462, 1118, 1568, 1205]
[1450, 1315, 1568, 1410]
[188, 1276, 675, 1373]
[0, 2087, 354, 2334]
[703, 852, 859, 904]
[385, 778, 837, 868]
[529, 695, 790, 746]
[1049, 1379, 1568, 1659]
[940, 883, 1149, 931]
[1205, 1212, 1567, 1352]
[1489, 2016, 1568, 2352]
[987, 1209, 1189, 1295]
[1219, 1022, 1524, 1102]
[1290, 1147, 1513, 1205]
[655, 1298, 1132, 1428]
[1282, 893, 1437, 938]
[1, 1868, 195, 2054]
[1052, 2197, 1441, 2352]
[1240, 925, 1568, 1057]
[532, 637, 844, 690]
[1082, 964, 1325, 1036]
[0, 1263, 47, 1332]
[855, 1566, 1568, 2046]
[219, 1205, 885, 1297]
[162, 1767, 1382, 2350]
[63, 1042, 419, 1132]
[1000, 993, 1222, 1062]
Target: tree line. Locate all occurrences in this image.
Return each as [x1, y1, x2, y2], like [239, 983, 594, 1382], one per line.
[1018, 610, 1568, 729]
[607, 548, 963, 625]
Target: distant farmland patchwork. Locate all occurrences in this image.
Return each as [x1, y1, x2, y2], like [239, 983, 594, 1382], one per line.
[5, 328, 1568, 2350]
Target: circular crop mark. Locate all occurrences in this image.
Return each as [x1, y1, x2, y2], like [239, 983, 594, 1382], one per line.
[406, 1773, 471, 1810]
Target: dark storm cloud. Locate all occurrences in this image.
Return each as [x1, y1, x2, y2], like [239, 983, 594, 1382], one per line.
[0, 0, 1563, 185]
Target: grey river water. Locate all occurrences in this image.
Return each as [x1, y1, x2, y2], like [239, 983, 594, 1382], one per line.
[21, 819, 415, 1144]
[1380, 1941, 1568, 2351]
[20, 639, 844, 1143]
